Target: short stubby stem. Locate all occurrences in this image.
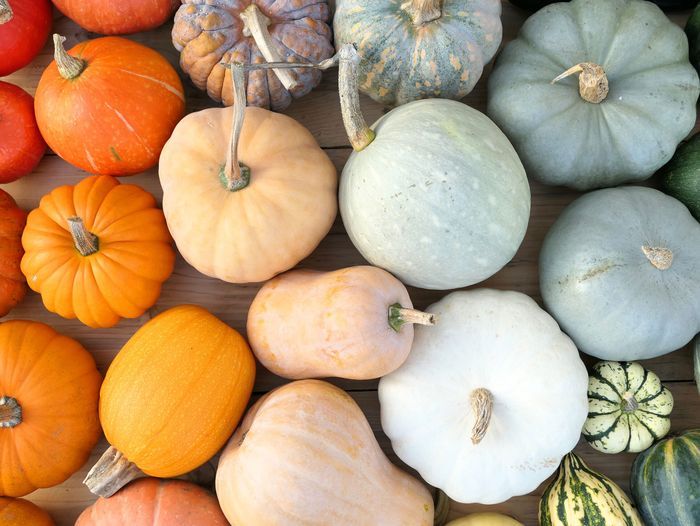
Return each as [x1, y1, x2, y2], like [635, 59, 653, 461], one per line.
[401, 0, 442, 26]
[388, 303, 435, 332]
[621, 391, 639, 413]
[0, 396, 21, 428]
[68, 217, 99, 256]
[642, 246, 673, 270]
[470, 388, 493, 445]
[552, 62, 609, 104]
[53, 34, 86, 80]
[84, 446, 145, 498]
[0, 0, 13, 24]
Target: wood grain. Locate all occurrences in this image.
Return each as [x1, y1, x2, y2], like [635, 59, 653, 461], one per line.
[1, 2, 699, 525]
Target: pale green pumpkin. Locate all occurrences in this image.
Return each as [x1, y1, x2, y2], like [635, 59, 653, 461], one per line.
[488, 0, 699, 190]
[333, 0, 502, 107]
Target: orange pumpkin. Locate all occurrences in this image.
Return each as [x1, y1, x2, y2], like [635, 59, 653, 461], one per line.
[0, 320, 101, 497]
[52, 0, 178, 35]
[84, 305, 255, 498]
[0, 190, 26, 317]
[21, 175, 175, 328]
[35, 35, 185, 176]
[0, 497, 54, 526]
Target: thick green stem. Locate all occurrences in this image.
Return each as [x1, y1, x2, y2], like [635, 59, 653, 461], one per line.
[68, 217, 99, 256]
[338, 44, 376, 152]
[470, 388, 493, 445]
[402, 0, 442, 26]
[552, 62, 608, 104]
[0, 0, 13, 24]
[53, 34, 86, 80]
[388, 303, 435, 332]
[0, 396, 21, 428]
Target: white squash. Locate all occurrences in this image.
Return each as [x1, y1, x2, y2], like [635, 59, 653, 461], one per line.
[379, 289, 589, 504]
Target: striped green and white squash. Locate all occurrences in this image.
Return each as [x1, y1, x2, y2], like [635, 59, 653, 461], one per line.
[539, 453, 643, 525]
[583, 362, 673, 454]
[631, 429, 700, 526]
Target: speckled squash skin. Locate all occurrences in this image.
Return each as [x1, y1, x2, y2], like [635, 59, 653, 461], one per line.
[173, 0, 334, 110]
[334, 0, 502, 107]
[488, 0, 700, 190]
[340, 99, 530, 290]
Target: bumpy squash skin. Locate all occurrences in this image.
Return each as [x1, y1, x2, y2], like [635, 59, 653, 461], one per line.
[540, 453, 643, 525]
[661, 132, 700, 220]
[631, 429, 700, 526]
[0, 498, 54, 526]
[688, 4, 700, 72]
[333, 0, 502, 106]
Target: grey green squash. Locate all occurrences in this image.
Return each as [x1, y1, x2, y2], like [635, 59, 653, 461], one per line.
[540, 186, 700, 361]
[687, 3, 700, 72]
[630, 429, 700, 526]
[583, 361, 673, 454]
[333, 0, 502, 107]
[660, 133, 700, 220]
[539, 453, 643, 525]
[488, 0, 700, 190]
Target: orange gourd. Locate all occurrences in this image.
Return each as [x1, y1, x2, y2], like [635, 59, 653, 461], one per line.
[76, 478, 228, 526]
[0, 497, 54, 526]
[84, 305, 256, 498]
[215, 379, 433, 525]
[0, 190, 26, 317]
[21, 175, 175, 328]
[0, 320, 101, 497]
[35, 35, 184, 176]
[248, 266, 434, 379]
[52, 0, 178, 35]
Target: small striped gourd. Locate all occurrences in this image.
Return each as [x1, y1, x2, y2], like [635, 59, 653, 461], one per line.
[539, 453, 643, 525]
[583, 362, 673, 454]
[631, 429, 700, 526]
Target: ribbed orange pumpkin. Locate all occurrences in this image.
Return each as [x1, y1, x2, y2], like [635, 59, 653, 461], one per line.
[21, 175, 175, 328]
[0, 497, 54, 525]
[35, 35, 185, 176]
[84, 305, 256, 498]
[0, 320, 101, 497]
[0, 190, 26, 317]
[76, 478, 228, 526]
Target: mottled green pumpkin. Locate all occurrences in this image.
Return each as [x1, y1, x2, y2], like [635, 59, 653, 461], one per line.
[687, 4, 700, 74]
[660, 132, 700, 220]
[510, 0, 698, 10]
[333, 0, 502, 107]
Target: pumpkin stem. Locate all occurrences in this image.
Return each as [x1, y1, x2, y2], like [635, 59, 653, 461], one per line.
[388, 303, 435, 332]
[402, 0, 442, 26]
[240, 4, 298, 91]
[68, 217, 99, 256]
[470, 388, 493, 445]
[0, 396, 21, 428]
[222, 62, 252, 192]
[641, 246, 673, 270]
[0, 0, 13, 24]
[338, 44, 376, 152]
[621, 391, 639, 413]
[433, 490, 450, 526]
[84, 446, 145, 498]
[53, 34, 86, 80]
[551, 62, 609, 104]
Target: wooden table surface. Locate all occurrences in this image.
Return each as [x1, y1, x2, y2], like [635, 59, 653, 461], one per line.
[3, 2, 699, 525]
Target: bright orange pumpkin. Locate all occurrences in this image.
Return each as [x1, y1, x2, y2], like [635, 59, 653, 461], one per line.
[84, 305, 256, 498]
[0, 497, 54, 525]
[35, 35, 185, 176]
[0, 190, 26, 317]
[21, 175, 175, 328]
[76, 478, 228, 526]
[52, 0, 178, 35]
[0, 320, 101, 497]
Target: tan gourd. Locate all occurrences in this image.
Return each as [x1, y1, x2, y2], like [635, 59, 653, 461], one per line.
[215, 379, 433, 525]
[247, 266, 434, 380]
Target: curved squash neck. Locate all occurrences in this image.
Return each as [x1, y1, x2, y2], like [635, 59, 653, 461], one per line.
[0, 396, 21, 428]
[53, 34, 86, 80]
[0, 0, 13, 25]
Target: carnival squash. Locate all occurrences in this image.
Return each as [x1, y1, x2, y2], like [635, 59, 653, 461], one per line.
[334, 0, 502, 106]
[247, 266, 434, 380]
[379, 289, 588, 504]
[337, 45, 530, 290]
[688, 3, 700, 72]
[0, 190, 26, 317]
[52, 0, 177, 35]
[540, 186, 700, 360]
[216, 379, 433, 525]
[35, 35, 185, 176]
[173, 0, 333, 109]
[84, 305, 255, 498]
[583, 361, 673, 454]
[0, 320, 101, 497]
[0, 82, 45, 183]
[21, 175, 175, 328]
[661, 132, 700, 220]
[631, 429, 700, 526]
[76, 478, 228, 526]
[0, 0, 51, 76]
[540, 453, 643, 525]
[159, 62, 337, 284]
[446, 514, 523, 526]
[488, 0, 700, 190]
[0, 498, 54, 526]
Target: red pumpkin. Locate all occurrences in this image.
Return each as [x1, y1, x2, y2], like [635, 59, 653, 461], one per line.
[52, 0, 178, 35]
[0, 0, 52, 76]
[0, 189, 26, 317]
[0, 82, 46, 183]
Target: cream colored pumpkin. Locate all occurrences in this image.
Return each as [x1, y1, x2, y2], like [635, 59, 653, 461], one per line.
[215, 379, 433, 525]
[446, 513, 524, 526]
[379, 289, 589, 504]
[247, 266, 434, 380]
